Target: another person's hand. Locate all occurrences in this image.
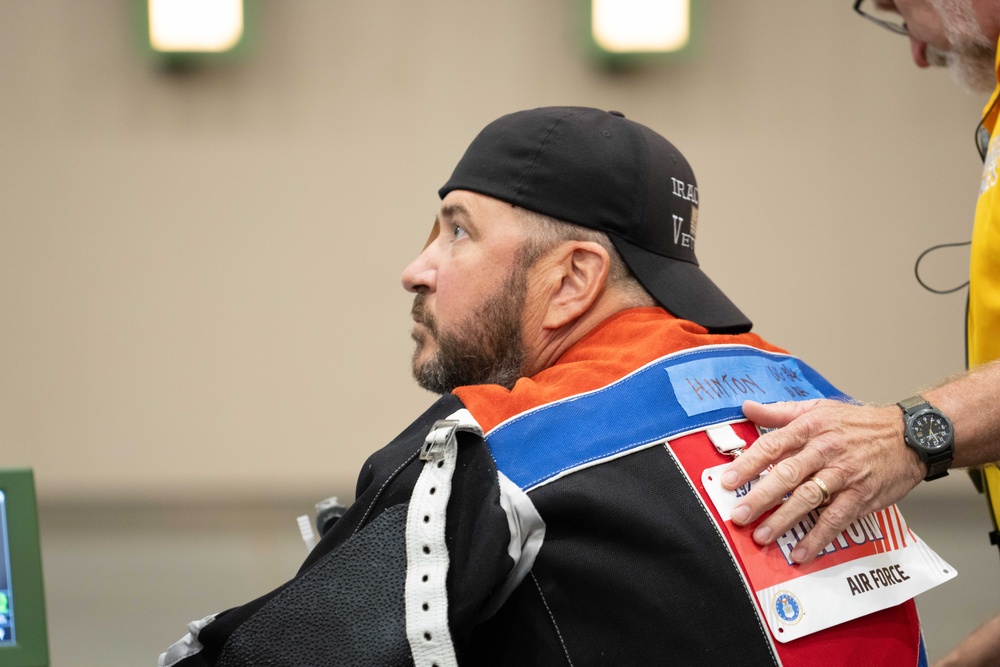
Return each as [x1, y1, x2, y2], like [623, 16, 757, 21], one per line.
[721, 399, 925, 563]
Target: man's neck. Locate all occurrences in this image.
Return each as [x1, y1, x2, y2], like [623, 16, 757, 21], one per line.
[521, 294, 657, 377]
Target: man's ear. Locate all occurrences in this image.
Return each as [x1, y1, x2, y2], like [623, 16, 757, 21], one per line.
[541, 241, 611, 330]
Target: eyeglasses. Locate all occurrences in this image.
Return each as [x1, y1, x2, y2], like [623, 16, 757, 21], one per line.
[976, 95, 1000, 161]
[977, 118, 990, 161]
[853, 0, 908, 36]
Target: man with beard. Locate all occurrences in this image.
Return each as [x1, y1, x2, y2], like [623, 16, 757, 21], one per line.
[160, 107, 931, 667]
[720, 2, 1000, 665]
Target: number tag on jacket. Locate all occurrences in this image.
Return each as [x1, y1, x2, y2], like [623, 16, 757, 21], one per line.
[702, 463, 956, 642]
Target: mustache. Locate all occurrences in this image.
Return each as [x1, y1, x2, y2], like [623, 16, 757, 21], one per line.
[924, 44, 949, 68]
[411, 295, 437, 334]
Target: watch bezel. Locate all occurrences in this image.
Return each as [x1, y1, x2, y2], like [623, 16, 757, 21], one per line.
[897, 397, 955, 482]
[903, 408, 954, 453]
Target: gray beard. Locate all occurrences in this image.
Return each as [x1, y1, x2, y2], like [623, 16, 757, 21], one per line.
[409, 270, 528, 394]
[926, 41, 996, 93]
[926, 0, 996, 93]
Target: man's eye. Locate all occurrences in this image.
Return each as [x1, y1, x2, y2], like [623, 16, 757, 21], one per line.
[452, 225, 467, 240]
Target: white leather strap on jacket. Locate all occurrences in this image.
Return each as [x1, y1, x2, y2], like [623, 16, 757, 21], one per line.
[405, 409, 482, 667]
[158, 614, 217, 667]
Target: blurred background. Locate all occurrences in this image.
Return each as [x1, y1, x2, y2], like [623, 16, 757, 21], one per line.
[2, 1, 998, 663]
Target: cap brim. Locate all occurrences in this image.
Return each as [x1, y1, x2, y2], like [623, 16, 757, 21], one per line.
[610, 235, 752, 334]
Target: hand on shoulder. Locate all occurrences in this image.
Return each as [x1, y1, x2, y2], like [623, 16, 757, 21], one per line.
[722, 399, 924, 563]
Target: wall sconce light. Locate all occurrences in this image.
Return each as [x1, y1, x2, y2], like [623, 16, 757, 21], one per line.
[586, 0, 700, 67]
[138, 0, 253, 68]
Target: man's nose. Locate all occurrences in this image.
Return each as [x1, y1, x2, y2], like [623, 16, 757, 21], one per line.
[401, 250, 435, 294]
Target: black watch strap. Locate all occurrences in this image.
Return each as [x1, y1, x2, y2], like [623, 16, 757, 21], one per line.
[920, 445, 953, 481]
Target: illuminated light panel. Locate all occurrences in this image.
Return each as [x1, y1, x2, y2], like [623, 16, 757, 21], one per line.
[592, 0, 690, 53]
[149, 0, 244, 53]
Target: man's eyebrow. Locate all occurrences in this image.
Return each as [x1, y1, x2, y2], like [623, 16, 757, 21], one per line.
[439, 202, 471, 222]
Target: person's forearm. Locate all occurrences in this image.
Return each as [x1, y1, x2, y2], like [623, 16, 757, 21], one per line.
[924, 359, 1000, 469]
[932, 612, 1000, 667]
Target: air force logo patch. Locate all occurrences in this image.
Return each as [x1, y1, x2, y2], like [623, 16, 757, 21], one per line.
[773, 591, 802, 625]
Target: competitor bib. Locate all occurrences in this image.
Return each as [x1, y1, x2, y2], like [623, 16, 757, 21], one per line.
[702, 450, 955, 641]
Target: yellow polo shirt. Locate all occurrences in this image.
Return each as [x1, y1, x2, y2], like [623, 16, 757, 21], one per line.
[967, 42, 1000, 536]
[970, 44, 1000, 368]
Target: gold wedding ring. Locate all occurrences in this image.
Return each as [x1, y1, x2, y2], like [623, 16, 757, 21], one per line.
[809, 477, 831, 505]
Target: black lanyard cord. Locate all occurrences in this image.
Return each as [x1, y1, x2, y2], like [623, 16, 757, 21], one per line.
[913, 240, 972, 295]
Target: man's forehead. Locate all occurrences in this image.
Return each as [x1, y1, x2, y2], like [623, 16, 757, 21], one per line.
[439, 190, 525, 229]
[439, 190, 498, 216]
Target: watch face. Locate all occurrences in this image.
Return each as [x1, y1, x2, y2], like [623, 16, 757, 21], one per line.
[909, 412, 953, 451]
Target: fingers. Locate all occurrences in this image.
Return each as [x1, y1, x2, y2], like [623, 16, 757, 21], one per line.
[723, 400, 823, 490]
[729, 445, 827, 528]
[720, 400, 914, 564]
[746, 471, 841, 546]
[782, 499, 855, 563]
[741, 399, 813, 429]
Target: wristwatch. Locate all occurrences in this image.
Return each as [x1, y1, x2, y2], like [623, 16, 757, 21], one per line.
[897, 395, 955, 481]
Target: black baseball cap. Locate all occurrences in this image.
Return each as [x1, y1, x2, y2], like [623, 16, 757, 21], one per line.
[439, 106, 752, 334]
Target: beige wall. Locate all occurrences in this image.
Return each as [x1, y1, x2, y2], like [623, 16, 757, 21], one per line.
[1, 1, 983, 504]
[2, 1, 997, 665]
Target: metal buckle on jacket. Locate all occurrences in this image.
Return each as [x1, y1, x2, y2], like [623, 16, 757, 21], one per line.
[706, 423, 749, 458]
[420, 419, 460, 462]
